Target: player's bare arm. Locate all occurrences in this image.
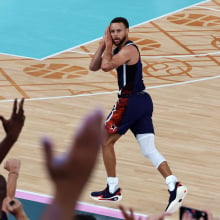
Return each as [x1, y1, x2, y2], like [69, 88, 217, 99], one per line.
[101, 26, 139, 72]
[102, 44, 139, 72]
[89, 39, 106, 71]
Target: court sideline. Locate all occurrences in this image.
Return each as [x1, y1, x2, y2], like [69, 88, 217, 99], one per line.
[0, 0, 219, 219]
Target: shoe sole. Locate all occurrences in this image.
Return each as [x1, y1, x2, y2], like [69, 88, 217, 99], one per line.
[166, 185, 187, 214]
[90, 194, 122, 202]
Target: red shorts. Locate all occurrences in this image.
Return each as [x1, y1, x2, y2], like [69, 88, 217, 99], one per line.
[105, 92, 154, 135]
[105, 97, 129, 134]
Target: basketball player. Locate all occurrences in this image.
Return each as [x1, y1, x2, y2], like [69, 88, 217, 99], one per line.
[89, 17, 187, 213]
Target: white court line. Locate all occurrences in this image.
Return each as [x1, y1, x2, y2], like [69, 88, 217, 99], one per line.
[66, 0, 220, 58]
[0, 0, 211, 60]
[39, 0, 210, 60]
[195, 5, 220, 12]
[16, 189, 147, 219]
[2, 1, 215, 218]
[69, 50, 220, 58]
[0, 52, 37, 60]
[0, 74, 219, 103]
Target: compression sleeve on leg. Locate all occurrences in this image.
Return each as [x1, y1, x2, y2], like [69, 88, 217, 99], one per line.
[136, 133, 166, 168]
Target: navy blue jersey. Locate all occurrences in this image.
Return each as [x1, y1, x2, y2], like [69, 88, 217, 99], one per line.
[113, 40, 145, 96]
[105, 40, 154, 135]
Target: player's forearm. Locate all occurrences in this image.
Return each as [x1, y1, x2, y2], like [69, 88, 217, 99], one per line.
[101, 44, 114, 71]
[89, 44, 105, 71]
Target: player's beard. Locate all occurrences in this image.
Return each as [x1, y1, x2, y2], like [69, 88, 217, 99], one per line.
[113, 36, 126, 47]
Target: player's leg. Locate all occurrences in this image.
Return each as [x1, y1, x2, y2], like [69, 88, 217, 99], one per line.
[132, 92, 187, 213]
[158, 158, 187, 213]
[102, 132, 121, 178]
[90, 98, 129, 202]
[90, 133, 123, 202]
[135, 132, 187, 213]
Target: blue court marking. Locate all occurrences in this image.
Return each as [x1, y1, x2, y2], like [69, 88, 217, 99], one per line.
[0, 0, 207, 59]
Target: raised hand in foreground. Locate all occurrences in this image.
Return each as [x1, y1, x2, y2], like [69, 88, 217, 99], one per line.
[0, 98, 25, 163]
[40, 109, 104, 220]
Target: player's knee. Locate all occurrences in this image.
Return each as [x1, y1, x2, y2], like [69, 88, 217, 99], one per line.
[136, 133, 155, 157]
[136, 133, 166, 168]
[103, 133, 121, 147]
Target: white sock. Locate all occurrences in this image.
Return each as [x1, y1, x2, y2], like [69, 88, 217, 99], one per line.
[107, 177, 119, 194]
[165, 175, 177, 191]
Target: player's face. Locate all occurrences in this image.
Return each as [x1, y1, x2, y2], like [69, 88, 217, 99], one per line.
[110, 22, 128, 46]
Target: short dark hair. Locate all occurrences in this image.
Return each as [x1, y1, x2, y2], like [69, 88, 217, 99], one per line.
[110, 17, 129, 28]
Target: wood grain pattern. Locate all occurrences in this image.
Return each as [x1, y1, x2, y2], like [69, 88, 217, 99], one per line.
[0, 1, 219, 219]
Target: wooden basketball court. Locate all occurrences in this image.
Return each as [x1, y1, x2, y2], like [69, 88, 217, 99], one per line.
[0, 0, 219, 219]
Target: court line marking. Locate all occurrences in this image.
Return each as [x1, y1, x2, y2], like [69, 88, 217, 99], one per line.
[12, 74, 219, 218]
[0, 52, 36, 60]
[2, 0, 216, 217]
[16, 189, 147, 219]
[195, 5, 220, 11]
[41, 0, 210, 60]
[0, 0, 209, 60]
[0, 74, 219, 103]
[1, 49, 219, 61]
[61, 1, 220, 58]
[69, 50, 220, 57]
